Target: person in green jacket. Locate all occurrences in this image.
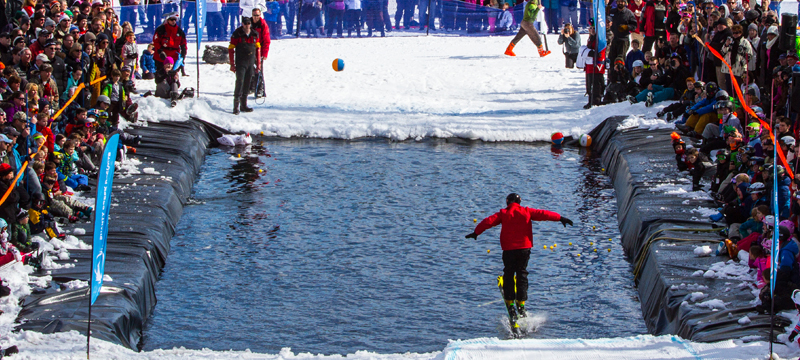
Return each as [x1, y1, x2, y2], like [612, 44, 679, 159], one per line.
[504, 0, 550, 57]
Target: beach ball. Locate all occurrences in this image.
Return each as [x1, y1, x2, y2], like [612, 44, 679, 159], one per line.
[579, 134, 592, 147]
[551, 132, 564, 145]
[332, 58, 345, 72]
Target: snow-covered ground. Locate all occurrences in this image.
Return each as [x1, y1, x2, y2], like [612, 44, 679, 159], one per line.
[135, 34, 668, 141]
[6, 33, 800, 358]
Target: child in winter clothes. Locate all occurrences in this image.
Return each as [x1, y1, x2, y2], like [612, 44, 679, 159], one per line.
[42, 174, 92, 222]
[62, 69, 83, 101]
[10, 209, 36, 253]
[120, 31, 138, 80]
[28, 193, 65, 239]
[265, 0, 282, 39]
[0, 219, 21, 264]
[495, 3, 513, 32]
[140, 44, 156, 80]
[100, 69, 131, 124]
[749, 244, 768, 289]
[54, 139, 90, 191]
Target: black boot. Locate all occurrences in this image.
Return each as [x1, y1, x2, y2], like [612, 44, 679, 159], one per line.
[240, 97, 253, 112]
[233, 99, 240, 115]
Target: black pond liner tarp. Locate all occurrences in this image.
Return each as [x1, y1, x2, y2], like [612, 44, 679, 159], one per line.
[14, 119, 217, 349]
[589, 116, 791, 342]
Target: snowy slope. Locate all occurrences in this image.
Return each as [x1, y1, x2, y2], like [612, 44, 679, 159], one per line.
[135, 35, 664, 141]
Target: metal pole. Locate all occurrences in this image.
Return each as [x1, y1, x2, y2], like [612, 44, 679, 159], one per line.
[426, 0, 432, 35]
[195, 0, 200, 96]
[87, 301, 92, 359]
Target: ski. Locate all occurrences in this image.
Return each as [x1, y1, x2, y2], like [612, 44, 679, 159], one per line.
[497, 275, 520, 338]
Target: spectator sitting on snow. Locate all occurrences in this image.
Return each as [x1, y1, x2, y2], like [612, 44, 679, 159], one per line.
[604, 57, 634, 104]
[698, 100, 741, 153]
[0, 218, 21, 263]
[657, 78, 698, 121]
[41, 173, 92, 222]
[744, 122, 763, 157]
[54, 139, 90, 192]
[734, 206, 766, 241]
[630, 60, 644, 86]
[28, 192, 65, 239]
[749, 244, 768, 289]
[675, 82, 720, 137]
[627, 54, 690, 107]
[9, 209, 36, 253]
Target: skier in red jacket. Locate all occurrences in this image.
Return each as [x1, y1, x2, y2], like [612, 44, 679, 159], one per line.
[465, 193, 573, 321]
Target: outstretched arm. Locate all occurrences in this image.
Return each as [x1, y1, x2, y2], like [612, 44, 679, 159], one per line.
[465, 212, 502, 239]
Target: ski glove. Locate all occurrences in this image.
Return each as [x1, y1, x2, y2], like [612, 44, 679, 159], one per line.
[559, 216, 573, 227]
[465, 232, 478, 239]
[790, 330, 799, 342]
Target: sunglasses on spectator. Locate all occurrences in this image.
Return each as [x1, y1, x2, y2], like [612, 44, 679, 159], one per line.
[733, 31, 742, 34]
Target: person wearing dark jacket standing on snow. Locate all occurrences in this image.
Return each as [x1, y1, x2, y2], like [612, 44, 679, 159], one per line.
[228, 17, 261, 115]
[607, 0, 638, 66]
[465, 193, 573, 323]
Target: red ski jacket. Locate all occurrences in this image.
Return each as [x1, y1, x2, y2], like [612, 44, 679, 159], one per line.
[473, 202, 561, 251]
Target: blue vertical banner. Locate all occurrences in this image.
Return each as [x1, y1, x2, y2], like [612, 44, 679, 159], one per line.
[593, 0, 607, 52]
[770, 129, 779, 298]
[196, 0, 207, 45]
[90, 134, 120, 305]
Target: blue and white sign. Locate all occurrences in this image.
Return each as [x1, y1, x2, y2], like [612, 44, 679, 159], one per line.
[770, 130, 779, 297]
[196, 0, 207, 46]
[593, 0, 607, 52]
[90, 134, 120, 305]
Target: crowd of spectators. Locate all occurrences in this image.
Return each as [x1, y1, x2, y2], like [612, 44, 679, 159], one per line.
[0, 0, 174, 270]
[586, 0, 800, 315]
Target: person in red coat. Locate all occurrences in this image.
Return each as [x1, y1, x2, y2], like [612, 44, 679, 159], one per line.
[152, 12, 188, 70]
[465, 193, 573, 320]
[249, 7, 271, 96]
[584, 24, 607, 109]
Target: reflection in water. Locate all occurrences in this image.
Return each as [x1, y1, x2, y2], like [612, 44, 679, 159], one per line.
[143, 140, 645, 355]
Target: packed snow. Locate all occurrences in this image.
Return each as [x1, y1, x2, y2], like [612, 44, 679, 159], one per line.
[134, 36, 667, 142]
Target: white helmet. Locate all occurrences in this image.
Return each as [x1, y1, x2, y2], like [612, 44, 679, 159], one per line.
[781, 136, 796, 147]
[632, 60, 644, 68]
[748, 182, 765, 194]
[793, 289, 800, 306]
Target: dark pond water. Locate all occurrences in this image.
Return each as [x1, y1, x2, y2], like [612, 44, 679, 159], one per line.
[142, 139, 646, 355]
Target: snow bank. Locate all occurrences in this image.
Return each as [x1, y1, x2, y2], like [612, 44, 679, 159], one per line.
[135, 37, 664, 142]
[693, 246, 713, 257]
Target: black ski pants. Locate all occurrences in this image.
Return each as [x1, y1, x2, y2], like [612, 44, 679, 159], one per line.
[502, 248, 531, 302]
[234, 63, 254, 101]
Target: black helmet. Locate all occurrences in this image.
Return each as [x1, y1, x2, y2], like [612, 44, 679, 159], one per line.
[506, 193, 521, 205]
[706, 82, 719, 94]
[741, 146, 756, 156]
[779, 225, 791, 242]
[32, 192, 45, 202]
